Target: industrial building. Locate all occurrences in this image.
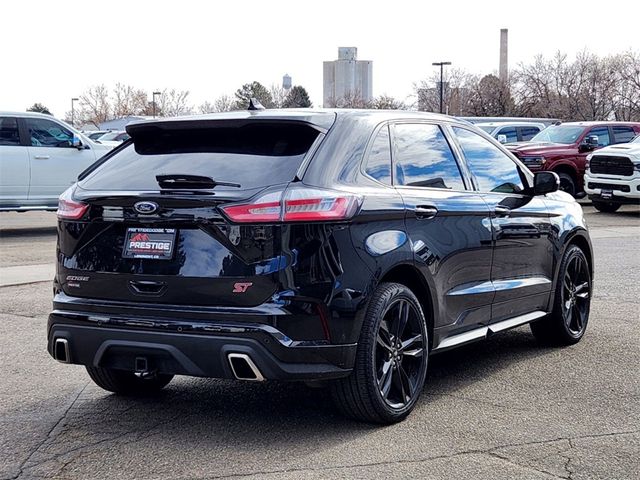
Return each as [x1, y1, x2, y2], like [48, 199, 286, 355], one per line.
[323, 47, 372, 107]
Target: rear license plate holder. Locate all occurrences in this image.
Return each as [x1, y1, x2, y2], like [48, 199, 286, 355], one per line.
[123, 228, 176, 260]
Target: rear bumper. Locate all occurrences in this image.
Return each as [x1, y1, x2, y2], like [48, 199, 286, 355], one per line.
[48, 310, 356, 381]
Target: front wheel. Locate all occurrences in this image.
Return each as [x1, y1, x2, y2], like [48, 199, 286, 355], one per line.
[556, 172, 577, 197]
[592, 201, 621, 213]
[331, 283, 429, 424]
[530, 245, 591, 346]
[86, 366, 173, 395]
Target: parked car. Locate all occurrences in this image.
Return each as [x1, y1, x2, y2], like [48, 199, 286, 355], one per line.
[0, 112, 115, 211]
[506, 122, 640, 196]
[85, 130, 112, 141]
[584, 135, 640, 212]
[95, 130, 130, 146]
[48, 110, 593, 423]
[475, 121, 546, 143]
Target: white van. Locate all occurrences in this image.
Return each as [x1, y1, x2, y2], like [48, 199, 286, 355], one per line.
[0, 112, 115, 211]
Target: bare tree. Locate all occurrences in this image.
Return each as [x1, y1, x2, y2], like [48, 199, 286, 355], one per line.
[270, 84, 288, 108]
[414, 68, 477, 115]
[325, 90, 371, 108]
[112, 83, 148, 118]
[199, 94, 236, 113]
[370, 95, 406, 110]
[156, 89, 192, 117]
[71, 84, 110, 127]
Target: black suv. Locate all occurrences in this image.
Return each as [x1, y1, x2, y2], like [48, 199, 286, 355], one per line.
[48, 110, 593, 423]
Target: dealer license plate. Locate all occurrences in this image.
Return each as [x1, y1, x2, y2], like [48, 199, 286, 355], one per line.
[123, 228, 176, 260]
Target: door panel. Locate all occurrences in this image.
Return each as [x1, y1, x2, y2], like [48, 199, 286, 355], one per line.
[389, 122, 494, 332]
[25, 117, 97, 202]
[450, 125, 553, 322]
[0, 117, 29, 204]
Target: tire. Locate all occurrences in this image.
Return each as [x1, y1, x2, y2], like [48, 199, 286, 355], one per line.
[86, 366, 173, 395]
[530, 245, 591, 346]
[592, 201, 621, 213]
[331, 282, 429, 424]
[556, 172, 577, 197]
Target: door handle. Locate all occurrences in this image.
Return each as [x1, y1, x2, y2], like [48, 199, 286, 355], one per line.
[494, 206, 511, 217]
[33, 155, 50, 160]
[414, 206, 438, 219]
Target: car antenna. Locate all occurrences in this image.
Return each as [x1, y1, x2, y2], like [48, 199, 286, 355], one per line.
[248, 98, 265, 111]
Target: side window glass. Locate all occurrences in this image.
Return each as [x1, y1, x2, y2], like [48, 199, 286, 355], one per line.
[25, 118, 74, 148]
[588, 127, 610, 147]
[364, 125, 391, 184]
[519, 127, 540, 141]
[0, 117, 20, 146]
[393, 123, 465, 190]
[453, 127, 525, 194]
[612, 126, 635, 144]
[498, 127, 518, 143]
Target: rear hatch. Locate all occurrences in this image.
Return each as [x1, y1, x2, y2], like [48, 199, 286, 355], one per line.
[58, 117, 331, 307]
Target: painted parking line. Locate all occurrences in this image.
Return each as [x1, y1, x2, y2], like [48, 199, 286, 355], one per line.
[0, 263, 55, 287]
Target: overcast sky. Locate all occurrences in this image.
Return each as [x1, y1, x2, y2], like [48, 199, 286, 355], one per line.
[2, 0, 639, 118]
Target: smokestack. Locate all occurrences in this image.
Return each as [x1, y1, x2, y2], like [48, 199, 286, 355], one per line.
[499, 28, 508, 83]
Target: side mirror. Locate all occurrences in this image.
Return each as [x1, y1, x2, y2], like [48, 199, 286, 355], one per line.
[579, 135, 599, 153]
[497, 134, 508, 144]
[533, 171, 559, 195]
[71, 135, 83, 149]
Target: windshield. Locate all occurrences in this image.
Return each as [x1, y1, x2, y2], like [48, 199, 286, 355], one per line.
[530, 125, 584, 144]
[476, 125, 495, 134]
[99, 131, 126, 141]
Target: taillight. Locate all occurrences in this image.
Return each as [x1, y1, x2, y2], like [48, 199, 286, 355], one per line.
[57, 187, 88, 220]
[220, 187, 361, 223]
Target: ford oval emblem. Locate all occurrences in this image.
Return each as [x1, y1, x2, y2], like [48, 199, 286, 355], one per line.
[134, 201, 159, 214]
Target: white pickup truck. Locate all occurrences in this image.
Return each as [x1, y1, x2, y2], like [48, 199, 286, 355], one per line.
[584, 136, 640, 212]
[0, 112, 115, 211]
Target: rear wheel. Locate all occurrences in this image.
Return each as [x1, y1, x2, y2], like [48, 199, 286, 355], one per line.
[86, 366, 173, 395]
[530, 245, 591, 346]
[592, 201, 621, 213]
[331, 283, 429, 424]
[556, 172, 577, 197]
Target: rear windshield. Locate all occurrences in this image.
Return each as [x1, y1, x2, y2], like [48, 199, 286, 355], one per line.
[79, 122, 320, 191]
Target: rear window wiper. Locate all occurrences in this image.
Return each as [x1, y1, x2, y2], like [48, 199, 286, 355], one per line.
[156, 174, 241, 189]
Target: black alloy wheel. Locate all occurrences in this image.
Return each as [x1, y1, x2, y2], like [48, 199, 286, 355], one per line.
[531, 245, 591, 345]
[376, 299, 426, 409]
[331, 283, 429, 424]
[561, 253, 590, 338]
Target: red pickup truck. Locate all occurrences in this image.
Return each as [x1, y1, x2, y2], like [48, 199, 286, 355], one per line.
[506, 122, 640, 196]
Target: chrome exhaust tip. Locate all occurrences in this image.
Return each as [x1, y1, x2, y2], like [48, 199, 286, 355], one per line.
[54, 338, 71, 363]
[227, 353, 265, 381]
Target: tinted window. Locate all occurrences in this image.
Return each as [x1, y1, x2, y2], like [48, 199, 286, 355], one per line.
[519, 126, 541, 141]
[0, 117, 20, 146]
[453, 127, 525, 194]
[393, 124, 465, 190]
[587, 127, 610, 147]
[612, 126, 635, 144]
[25, 118, 74, 147]
[531, 125, 584, 144]
[497, 127, 518, 143]
[364, 125, 392, 184]
[80, 123, 320, 191]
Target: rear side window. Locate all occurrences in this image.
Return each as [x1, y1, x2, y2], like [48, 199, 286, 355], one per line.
[453, 127, 525, 194]
[519, 126, 540, 141]
[497, 127, 518, 143]
[79, 122, 320, 191]
[612, 126, 635, 144]
[392, 123, 465, 190]
[364, 125, 392, 185]
[0, 117, 20, 146]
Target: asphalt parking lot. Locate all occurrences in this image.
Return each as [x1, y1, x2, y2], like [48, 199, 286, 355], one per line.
[1, 206, 639, 480]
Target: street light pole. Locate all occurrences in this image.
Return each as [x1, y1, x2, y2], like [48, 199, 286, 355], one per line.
[71, 97, 79, 126]
[152, 91, 161, 118]
[431, 62, 451, 114]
